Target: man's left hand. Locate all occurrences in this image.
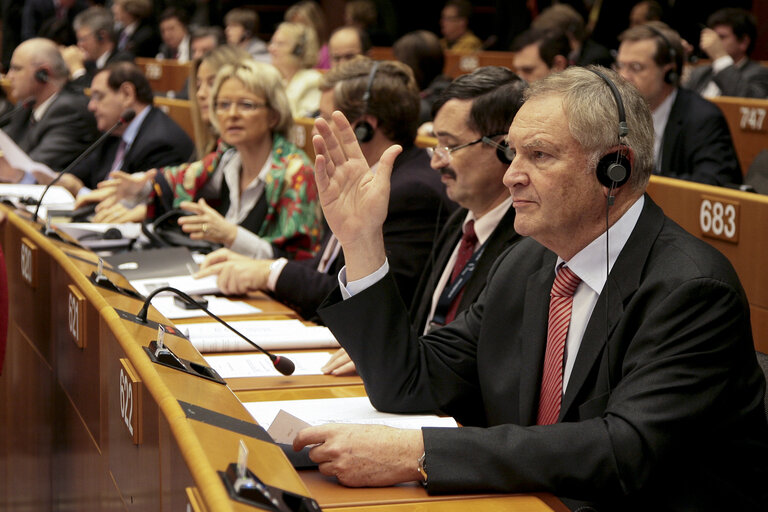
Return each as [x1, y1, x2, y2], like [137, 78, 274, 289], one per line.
[293, 424, 424, 487]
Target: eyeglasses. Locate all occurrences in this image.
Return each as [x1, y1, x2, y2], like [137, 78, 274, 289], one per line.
[613, 61, 648, 74]
[427, 134, 507, 162]
[214, 99, 268, 115]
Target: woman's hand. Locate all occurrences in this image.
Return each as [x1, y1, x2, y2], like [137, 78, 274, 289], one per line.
[178, 198, 238, 246]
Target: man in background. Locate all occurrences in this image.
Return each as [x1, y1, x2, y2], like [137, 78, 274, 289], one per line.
[439, 0, 482, 52]
[511, 28, 571, 84]
[328, 26, 370, 68]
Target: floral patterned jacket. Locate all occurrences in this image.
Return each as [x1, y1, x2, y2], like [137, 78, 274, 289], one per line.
[150, 134, 322, 260]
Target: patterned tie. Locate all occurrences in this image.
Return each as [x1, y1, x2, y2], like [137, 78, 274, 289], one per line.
[537, 265, 581, 425]
[444, 220, 477, 323]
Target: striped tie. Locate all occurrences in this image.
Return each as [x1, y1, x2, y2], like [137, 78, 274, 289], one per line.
[537, 265, 581, 425]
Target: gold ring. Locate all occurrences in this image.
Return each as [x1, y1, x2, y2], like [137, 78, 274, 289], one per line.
[201, 223, 208, 233]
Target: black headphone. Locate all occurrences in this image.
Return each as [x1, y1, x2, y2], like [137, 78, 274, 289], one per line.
[644, 24, 679, 85]
[292, 30, 306, 58]
[481, 135, 515, 165]
[353, 61, 379, 143]
[589, 68, 632, 188]
[34, 68, 49, 84]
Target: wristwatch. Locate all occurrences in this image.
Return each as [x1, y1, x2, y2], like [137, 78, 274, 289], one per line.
[417, 451, 427, 485]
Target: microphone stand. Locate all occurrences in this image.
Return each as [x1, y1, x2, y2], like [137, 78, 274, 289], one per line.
[137, 286, 295, 376]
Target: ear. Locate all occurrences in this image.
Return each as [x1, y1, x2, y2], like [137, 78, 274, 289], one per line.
[118, 81, 137, 103]
[359, 114, 377, 130]
[552, 54, 568, 72]
[267, 108, 280, 130]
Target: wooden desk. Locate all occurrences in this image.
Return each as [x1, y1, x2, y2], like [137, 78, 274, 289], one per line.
[154, 96, 195, 141]
[709, 96, 768, 174]
[0, 206, 566, 511]
[136, 57, 193, 94]
[368, 47, 515, 79]
[647, 175, 768, 352]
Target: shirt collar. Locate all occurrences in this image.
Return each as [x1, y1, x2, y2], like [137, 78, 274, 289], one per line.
[120, 104, 150, 146]
[95, 49, 112, 70]
[463, 196, 513, 245]
[33, 91, 59, 121]
[557, 195, 645, 294]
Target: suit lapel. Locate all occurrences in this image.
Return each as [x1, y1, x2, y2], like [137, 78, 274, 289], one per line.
[661, 92, 685, 173]
[519, 254, 557, 425]
[559, 197, 666, 418]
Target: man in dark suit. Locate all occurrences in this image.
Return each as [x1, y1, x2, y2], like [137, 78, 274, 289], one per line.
[0, 38, 98, 183]
[112, 0, 160, 59]
[293, 66, 768, 510]
[196, 58, 456, 320]
[156, 7, 191, 62]
[684, 8, 768, 99]
[21, 0, 88, 41]
[64, 6, 134, 90]
[62, 61, 194, 195]
[617, 22, 741, 186]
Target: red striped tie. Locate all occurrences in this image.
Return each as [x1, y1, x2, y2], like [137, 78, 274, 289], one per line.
[537, 265, 581, 425]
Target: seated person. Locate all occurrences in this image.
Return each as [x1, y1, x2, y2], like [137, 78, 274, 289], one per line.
[58, 61, 195, 195]
[293, 66, 768, 510]
[439, 0, 482, 52]
[112, 0, 159, 59]
[156, 7, 191, 63]
[328, 26, 370, 69]
[268, 22, 323, 117]
[617, 22, 741, 186]
[0, 38, 98, 184]
[64, 6, 134, 90]
[90, 60, 323, 260]
[195, 58, 457, 317]
[511, 28, 571, 84]
[684, 8, 768, 99]
[224, 7, 270, 63]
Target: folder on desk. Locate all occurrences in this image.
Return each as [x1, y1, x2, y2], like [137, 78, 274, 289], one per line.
[105, 246, 198, 280]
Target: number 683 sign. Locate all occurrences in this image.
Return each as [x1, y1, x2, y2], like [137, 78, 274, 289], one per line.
[699, 196, 739, 243]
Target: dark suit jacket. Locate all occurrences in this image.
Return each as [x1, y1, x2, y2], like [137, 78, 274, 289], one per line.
[659, 88, 742, 186]
[319, 197, 768, 510]
[70, 106, 194, 189]
[409, 204, 520, 334]
[3, 86, 98, 172]
[119, 21, 161, 59]
[685, 58, 768, 99]
[21, 0, 87, 40]
[70, 49, 136, 91]
[274, 145, 456, 321]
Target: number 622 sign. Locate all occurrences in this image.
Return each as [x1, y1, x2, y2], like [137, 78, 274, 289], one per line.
[699, 196, 739, 243]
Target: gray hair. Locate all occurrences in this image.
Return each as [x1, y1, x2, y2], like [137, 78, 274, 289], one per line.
[525, 66, 655, 192]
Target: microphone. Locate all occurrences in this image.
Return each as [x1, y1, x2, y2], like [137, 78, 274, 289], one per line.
[32, 108, 136, 224]
[136, 286, 296, 376]
[0, 96, 35, 125]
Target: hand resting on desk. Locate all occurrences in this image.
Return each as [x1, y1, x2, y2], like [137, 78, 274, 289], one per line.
[196, 247, 273, 295]
[293, 424, 424, 487]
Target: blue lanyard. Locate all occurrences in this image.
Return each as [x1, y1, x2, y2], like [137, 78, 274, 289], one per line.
[430, 240, 487, 326]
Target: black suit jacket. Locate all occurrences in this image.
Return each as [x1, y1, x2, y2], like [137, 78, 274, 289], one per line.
[70, 49, 136, 91]
[70, 106, 194, 189]
[274, 145, 456, 321]
[319, 197, 768, 510]
[684, 58, 768, 99]
[409, 203, 520, 334]
[659, 88, 742, 186]
[21, 0, 87, 40]
[119, 21, 161, 59]
[4, 86, 98, 172]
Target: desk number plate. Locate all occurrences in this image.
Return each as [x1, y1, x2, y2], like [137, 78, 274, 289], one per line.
[699, 196, 740, 243]
[119, 358, 142, 445]
[20, 237, 37, 288]
[67, 285, 86, 349]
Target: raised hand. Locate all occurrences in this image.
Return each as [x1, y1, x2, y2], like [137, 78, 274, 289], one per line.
[313, 111, 401, 280]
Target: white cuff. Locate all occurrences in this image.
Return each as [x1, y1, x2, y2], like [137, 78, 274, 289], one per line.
[266, 258, 288, 291]
[339, 259, 390, 299]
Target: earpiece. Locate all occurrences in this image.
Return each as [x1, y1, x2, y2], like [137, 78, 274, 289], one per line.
[644, 24, 679, 85]
[481, 135, 514, 165]
[588, 68, 632, 188]
[35, 68, 49, 84]
[292, 30, 306, 58]
[353, 61, 379, 143]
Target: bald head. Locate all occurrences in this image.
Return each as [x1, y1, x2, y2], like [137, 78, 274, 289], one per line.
[8, 38, 69, 101]
[329, 26, 366, 68]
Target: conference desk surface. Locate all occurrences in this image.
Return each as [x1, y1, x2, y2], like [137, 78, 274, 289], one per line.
[0, 205, 566, 512]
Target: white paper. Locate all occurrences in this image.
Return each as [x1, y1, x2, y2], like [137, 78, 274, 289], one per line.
[183, 319, 340, 352]
[204, 352, 330, 377]
[55, 222, 144, 240]
[151, 294, 260, 319]
[0, 129, 57, 179]
[0, 183, 74, 207]
[245, 396, 458, 433]
[130, 274, 220, 297]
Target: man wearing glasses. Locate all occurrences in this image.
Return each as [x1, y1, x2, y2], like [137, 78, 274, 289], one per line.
[63, 61, 194, 195]
[615, 22, 740, 187]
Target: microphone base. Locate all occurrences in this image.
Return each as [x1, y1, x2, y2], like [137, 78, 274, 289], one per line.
[143, 340, 226, 385]
[219, 463, 321, 512]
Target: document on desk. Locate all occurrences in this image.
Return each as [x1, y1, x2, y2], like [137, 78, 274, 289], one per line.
[0, 183, 74, 206]
[204, 351, 330, 377]
[0, 129, 57, 180]
[183, 319, 340, 352]
[130, 274, 220, 297]
[151, 294, 260, 319]
[245, 396, 457, 444]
